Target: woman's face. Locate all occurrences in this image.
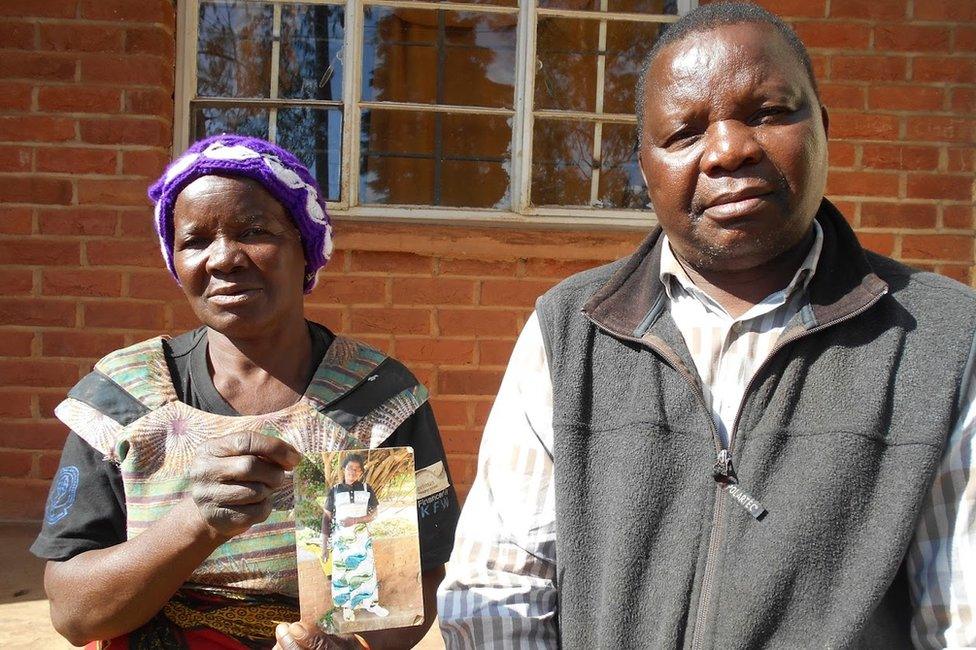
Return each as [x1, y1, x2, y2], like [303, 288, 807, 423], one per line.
[172, 175, 306, 339]
[343, 461, 364, 485]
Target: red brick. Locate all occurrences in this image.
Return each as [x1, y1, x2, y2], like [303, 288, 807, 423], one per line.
[0, 331, 35, 357]
[38, 23, 125, 52]
[83, 300, 165, 329]
[819, 84, 865, 110]
[906, 117, 975, 144]
[42, 330, 125, 358]
[312, 276, 387, 305]
[125, 88, 173, 116]
[811, 54, 827, 80]
[955, 26, 976, 53]
[523, 258, 606, 279]
[0, 145, 32, 172]
[77, 179, 152, 207]
[37, 86, 122, 114]
[902, 234, 973, 262]
[349, 251, 433, 274]
[861, 202, 938, 229]
[913, 57, 976, 83]
[867, 85, 944, 112]
[428, 398, 469, 427]
[0, 207, 33, 235]
[856, 232, 897, 256]
[0, 480, 50, 520]
[0, 240, 79, 265]
[0, 116, 75, 142]
[38, 208, 116, 236]
[392, 278, 475, 305]
[829, 0, 907, 20]
[0, 22, 36, 49]
[0, 451, 33, 479]
[472, 400, 494, 427]
[0, 391, 34, 418]
[0, 82, 32, 111]
[169, 301, 205, 331]
[80, 117, 169, 147]
[0, 269, 34, 295]
[0, 51, 76, 81]
[951, 88, 976, 114]
[862, 144, 939, 171]
[395, 338, 476, 365]
[826, 171, 900, 197]
[874, 25, 951, 52]
[751, 0, 825, 18]
[79, 54, 173, 87]
[0, 177, 73, 205]
[0, 360, 78, 388]
[43, 269, 122, 297]
[937, 265, 971, 284]
[349, 307, 430, 335]
[481, 279, 554, 307]
[914, 1, 976, 22]
[80, 0, 174, 23]
[128, 271, 184, 300]
[439, 258, 517, 277]
[478, 339, 516, 365]
[947, 148, 973, 173]
[438, 369, 504, 396]
[125, 26, 175, 58]
[906, 174, 972, 201]
[438, 309, 521, 337]
[794, 22, 870, 49]
[439, 430, 481, 455]
[118, 210, 156, 237]
[122, 149, 169, 177]
[828, 142, 857, 167]
[38, 452, 63, 480]
[831, 56, 907, 82]
[0, 298, 75, 326]
[0, 0, 77, 18]
[944, 205, 973, 230]
[828, 112, 900, 140]
[36, 146, 117, 174]
[86, 239, 165, 267]
[36, 393, 62, 418]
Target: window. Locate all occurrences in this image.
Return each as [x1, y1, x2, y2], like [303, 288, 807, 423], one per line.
[175, 0, 696, 226]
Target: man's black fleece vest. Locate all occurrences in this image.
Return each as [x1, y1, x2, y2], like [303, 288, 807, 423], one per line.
[536, 200, 976, 649]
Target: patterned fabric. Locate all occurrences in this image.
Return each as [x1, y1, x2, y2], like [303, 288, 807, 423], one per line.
[147, 135, 334, 293]
[54, 334, 429, 602]
[331, 523, 380, 611]
[437, 238, 976, 647]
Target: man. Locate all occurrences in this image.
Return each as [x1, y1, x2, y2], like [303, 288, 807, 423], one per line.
[436, 3, 974, 648]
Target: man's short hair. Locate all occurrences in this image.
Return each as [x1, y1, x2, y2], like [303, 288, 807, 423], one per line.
[635, 2, 820, 146]
[342, 452, 366, 470]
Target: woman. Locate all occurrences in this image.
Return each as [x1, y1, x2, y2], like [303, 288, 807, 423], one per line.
[30, 135, 460, 649]
[321, 453, 387, 622]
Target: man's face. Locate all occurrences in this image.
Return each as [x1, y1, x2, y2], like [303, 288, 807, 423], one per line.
[343, 461, 364, 485]
[639, 22, 829, 272]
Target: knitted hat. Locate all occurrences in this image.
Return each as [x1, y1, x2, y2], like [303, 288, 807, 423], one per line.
[148, 134, 334, 294]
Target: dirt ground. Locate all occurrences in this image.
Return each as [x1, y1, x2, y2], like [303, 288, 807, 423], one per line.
[298, 534, 425, 634]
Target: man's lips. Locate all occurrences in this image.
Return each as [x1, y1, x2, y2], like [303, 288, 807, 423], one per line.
[702, 187, 775, 220]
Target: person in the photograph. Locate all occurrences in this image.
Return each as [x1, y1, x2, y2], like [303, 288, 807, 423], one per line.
[438, 3, 975, 649]
[31, 134, 460, 650]
[321, 453, 389, 622]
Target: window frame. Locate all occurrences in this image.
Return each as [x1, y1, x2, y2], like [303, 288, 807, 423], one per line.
[174, 0, 697, 228]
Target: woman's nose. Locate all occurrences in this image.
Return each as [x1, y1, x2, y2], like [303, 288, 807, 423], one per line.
[204, 237, 246, 274]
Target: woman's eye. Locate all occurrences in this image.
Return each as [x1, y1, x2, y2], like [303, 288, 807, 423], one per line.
[241, 227, 267, 238]
[178, 237, 207, 250]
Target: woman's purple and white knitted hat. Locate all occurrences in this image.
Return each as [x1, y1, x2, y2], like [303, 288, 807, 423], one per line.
[148, 134, 334, 294]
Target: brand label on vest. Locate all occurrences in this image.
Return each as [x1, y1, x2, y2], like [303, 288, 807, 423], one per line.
[727, 484, 767, 520]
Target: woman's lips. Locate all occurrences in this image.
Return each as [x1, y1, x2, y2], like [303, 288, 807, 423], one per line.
[206, 288, 261, 305]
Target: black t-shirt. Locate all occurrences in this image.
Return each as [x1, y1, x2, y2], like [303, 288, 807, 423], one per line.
[31, 323, 458, 572]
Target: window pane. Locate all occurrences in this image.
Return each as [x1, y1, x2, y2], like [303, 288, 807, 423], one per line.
[537, 0, 676, 13]
[192, 105, 270, 140]
[362, 7, 517, 109]
[279, 4, 345, 101]
[197, 2, 273, 98]
[597, 122, 647, 209]
[531, 119, 594, 207]
[535, 17, 599, 113]
[603, 20, 667, 115]
[277, 108, 343, 202]
[360, 110, 511, 208]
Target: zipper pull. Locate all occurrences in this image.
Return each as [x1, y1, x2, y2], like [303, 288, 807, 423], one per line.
[712, 449, 732, 482]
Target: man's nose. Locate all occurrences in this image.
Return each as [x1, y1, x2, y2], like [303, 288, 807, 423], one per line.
[700, 120, 763, 174]
[205, 236, 246, 274]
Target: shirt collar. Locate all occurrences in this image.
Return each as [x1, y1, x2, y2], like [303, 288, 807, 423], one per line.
[660, 221, 824, 308]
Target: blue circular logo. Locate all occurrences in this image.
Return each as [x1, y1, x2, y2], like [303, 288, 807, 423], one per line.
[45, 466, 80, 525]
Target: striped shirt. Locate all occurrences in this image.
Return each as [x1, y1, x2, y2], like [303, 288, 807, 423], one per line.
[437, 228, 976, 648]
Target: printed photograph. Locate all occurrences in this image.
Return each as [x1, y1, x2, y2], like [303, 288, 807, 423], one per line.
[294, 447, 423, 635]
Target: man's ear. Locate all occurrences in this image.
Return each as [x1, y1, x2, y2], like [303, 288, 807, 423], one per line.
[820, 104, 829, 137]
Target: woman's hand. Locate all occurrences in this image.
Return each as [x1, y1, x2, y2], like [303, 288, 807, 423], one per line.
[188, 431, 301, 540]
[273, 622, 363, 650]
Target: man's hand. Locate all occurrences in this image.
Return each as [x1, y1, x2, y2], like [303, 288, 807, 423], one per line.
[187, 431, 301, 540]
[273, 622, 363, 650]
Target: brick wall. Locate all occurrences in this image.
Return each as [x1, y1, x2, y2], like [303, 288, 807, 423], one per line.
[0, 0, 973, 520]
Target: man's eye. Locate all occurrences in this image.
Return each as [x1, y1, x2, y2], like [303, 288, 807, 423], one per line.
[664, 130, 701, 149]
[754, 106, 790, 123]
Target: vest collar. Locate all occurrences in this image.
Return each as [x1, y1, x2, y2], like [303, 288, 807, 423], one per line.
[581, 198, 889, 340]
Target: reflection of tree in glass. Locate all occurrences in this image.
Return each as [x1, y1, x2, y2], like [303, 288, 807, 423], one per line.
[193, 107, 269, 141]
[279, 5, 345, 101]
[197, 2, 272, 98]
